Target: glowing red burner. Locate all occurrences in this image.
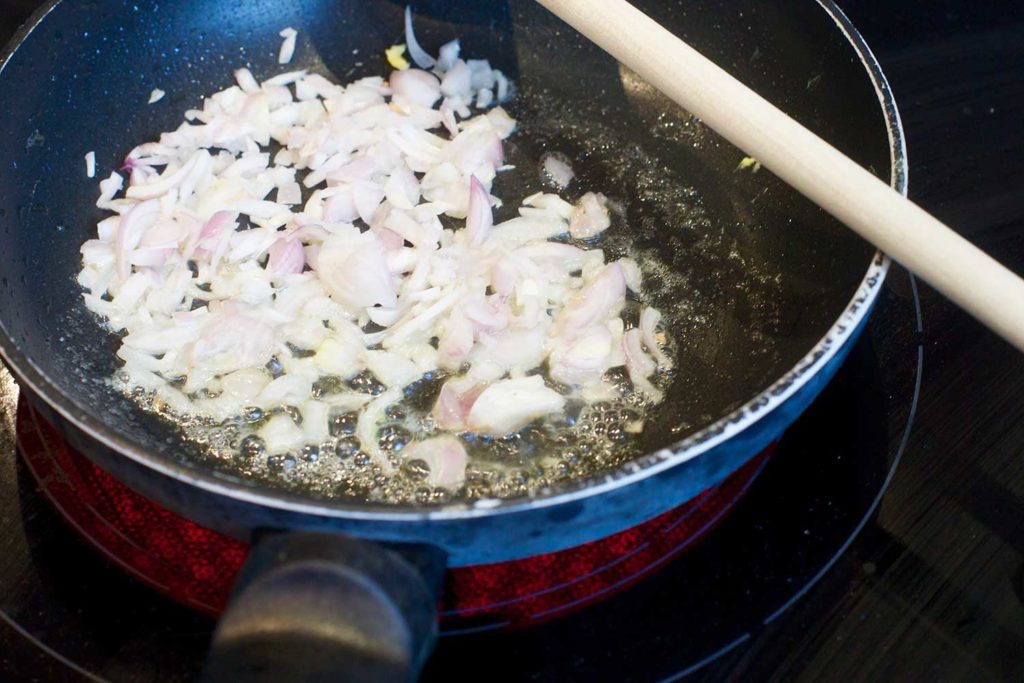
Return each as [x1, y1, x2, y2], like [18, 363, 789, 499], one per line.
[16, 398, 771, 631]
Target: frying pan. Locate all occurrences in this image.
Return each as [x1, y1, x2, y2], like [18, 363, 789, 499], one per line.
[0, 0, 904, 679]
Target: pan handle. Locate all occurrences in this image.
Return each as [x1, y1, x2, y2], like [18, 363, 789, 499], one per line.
[199, 531, 447, 683]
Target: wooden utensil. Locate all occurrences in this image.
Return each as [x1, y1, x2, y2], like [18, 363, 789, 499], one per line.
[537, 0, 1024, 351]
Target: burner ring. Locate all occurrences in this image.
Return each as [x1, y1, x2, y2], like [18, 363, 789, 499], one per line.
[16, 400, 773, 630]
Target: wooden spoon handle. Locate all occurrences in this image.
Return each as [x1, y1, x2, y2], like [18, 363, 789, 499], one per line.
[537, 0, 1024, 351]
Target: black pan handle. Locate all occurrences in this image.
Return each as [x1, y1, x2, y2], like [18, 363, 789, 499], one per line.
[199, 531, 447, 683]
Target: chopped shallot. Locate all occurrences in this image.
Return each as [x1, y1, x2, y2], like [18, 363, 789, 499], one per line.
[541, 152, 574, 189]
[278, 27, 298, 65]
[267, 237, 305, 275]
[401, 435, 468, 489]
[432, 376, 486, 430]
[436, 39, 460, 72]
[569, 192, 611, 239]
[640, 306, 673, 369]
[623, 328, 663, 402]
[466, 376, 566, 435]
[404, 6, 436, 69]
[464, 176, 492, 246]
[390, 68, 442, 109]
[77, 19, 675, 484]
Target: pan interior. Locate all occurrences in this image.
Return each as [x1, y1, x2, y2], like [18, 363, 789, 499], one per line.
[0, 0, 887, 507]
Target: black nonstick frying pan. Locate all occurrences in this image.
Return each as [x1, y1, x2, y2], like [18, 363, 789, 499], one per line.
[0, 0, 904, 679]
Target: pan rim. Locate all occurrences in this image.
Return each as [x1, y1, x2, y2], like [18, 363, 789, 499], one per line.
[0, 0, 905, 522]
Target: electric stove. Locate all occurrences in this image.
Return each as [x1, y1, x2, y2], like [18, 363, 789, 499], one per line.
[2, 1, 1024, 681]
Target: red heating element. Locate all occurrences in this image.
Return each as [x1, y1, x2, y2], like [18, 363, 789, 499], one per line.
[16, 398, 771, 632]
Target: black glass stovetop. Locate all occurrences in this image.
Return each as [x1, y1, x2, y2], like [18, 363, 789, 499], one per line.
[2, 1, 1024, 681]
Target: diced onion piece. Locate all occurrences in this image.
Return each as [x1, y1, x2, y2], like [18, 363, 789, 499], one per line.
[401, 435, 467, 489]
[221, 368, 271, 405]
[432, 376, 486, 431]
[640, 306, 673, 369]
[404, 6, 436, 69]
[549, 325, 613, 386]
[569, 192, 611, 239]
[438, 99, 459, 137]
[317, 233, 398, 311]
[390, 68, 442, 109]
[191, 312, 277, 377]
[96, 172, 124, 209]
[441, 59, 472, 99]
[234, 67, 260, 93]
[365, 349, 421, 387]
[436, 39, 460, 72]
[267, 237, 305, 275]
[623, 328, 663, 402]
[278, 27, 298, 65]
[258, 374, 314, 409]
[300, 399, 330, 443]
[464, 176, 492, 246]
[438, 309, 474, 370]
[260, 414, 304, 453]
[466, 376, 565, 436]
[490, 215, 566, 244]
[276, 180, 302, 205]
[313, 337, 362, 378]
[619, 257, 642, 293]
[555, 262, 626, 339]
[541, 152, 574, 189]
[115, 199, 161, 279]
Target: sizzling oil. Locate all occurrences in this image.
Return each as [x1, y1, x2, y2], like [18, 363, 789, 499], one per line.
[109, 81, 752, 506]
